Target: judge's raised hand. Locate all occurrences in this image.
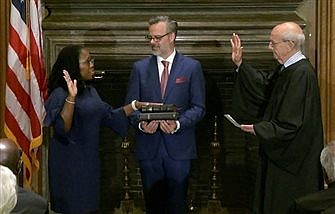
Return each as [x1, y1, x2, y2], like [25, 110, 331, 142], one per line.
[63, 70, 77, 98]
[230, 33, 243, 67]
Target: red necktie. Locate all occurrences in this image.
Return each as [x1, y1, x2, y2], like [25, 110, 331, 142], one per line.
[161, 60, 169, 98]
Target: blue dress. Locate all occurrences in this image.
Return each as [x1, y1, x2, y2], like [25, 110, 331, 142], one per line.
[44, 86, 128, 214]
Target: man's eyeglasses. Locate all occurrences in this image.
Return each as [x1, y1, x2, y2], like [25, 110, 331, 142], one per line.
[145, 32, 171, 42]
[269, 40, 289, 47]
[80, 58, 94, 66]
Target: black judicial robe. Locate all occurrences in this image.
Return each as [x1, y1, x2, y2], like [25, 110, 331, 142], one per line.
[293, 182, 335, 213]
[232, 59, 324, 214]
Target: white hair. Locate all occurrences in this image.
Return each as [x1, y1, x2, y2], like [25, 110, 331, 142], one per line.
[275, 22, 305, 51]
[320, 140, 335, 182]
[0, 165, 17, 214]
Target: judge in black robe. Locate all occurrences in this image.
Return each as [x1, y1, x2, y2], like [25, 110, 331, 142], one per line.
[230, 22, 324, 214]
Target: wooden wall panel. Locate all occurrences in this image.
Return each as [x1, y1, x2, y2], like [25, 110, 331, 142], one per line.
[317, 0, 335, 143]
[43, 1, 305, 76]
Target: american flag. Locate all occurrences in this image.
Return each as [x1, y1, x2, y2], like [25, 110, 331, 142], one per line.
[5, 0, 47, 188]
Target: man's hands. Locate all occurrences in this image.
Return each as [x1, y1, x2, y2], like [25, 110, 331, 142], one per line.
[140, 120, 177, 134]
[140, 121, 159, 134]
[159, 120, 177, 134]
[230, 33, 243, 67]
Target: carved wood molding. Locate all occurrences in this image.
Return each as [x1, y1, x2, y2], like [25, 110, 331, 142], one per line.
[43, 0, 305, 76]
[317, 0, 335, 143]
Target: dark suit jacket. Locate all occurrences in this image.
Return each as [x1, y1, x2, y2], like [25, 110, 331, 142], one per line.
[293, 182, 335, 213]
[125, 52, 206, 160]
[11, 186, 48, 214]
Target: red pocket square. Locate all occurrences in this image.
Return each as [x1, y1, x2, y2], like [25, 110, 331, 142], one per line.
[175, 77, 187, 83]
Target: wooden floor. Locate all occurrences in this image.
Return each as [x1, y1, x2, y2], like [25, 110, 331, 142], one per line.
[113, 207, 251, 214]
[113, 199, 251, 214]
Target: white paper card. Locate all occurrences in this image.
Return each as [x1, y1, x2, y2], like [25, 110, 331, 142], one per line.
[224, 114, 241, 128]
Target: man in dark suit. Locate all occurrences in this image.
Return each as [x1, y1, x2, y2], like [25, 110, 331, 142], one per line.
[292, 140, 335, 213]
[0, 138, 48, 214]
[125, 15, 206, 214]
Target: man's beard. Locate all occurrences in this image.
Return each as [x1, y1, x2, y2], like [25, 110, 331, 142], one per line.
[151, 45, 161, 56]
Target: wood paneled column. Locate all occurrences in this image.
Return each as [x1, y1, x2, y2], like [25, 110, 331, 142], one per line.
[318, 0, 335, 143]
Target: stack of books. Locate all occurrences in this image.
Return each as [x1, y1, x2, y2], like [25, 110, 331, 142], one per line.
[138, 104, 179, 121]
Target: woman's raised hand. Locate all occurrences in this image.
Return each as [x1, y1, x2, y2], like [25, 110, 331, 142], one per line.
[63, 70, 77, 98]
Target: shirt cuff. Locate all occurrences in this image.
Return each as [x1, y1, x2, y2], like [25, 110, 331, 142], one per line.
[138, 122, 144, 132]
[171, 120, 180, 134]
[131, 100, 138, 111]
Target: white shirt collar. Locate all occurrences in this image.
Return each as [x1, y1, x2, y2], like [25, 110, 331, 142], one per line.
[283, 51, 306, 68]
[157, 49, 176, 67]
[156, 49, 176, 77]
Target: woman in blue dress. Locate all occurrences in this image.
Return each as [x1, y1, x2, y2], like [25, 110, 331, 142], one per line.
[45, 45, 145, 214]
